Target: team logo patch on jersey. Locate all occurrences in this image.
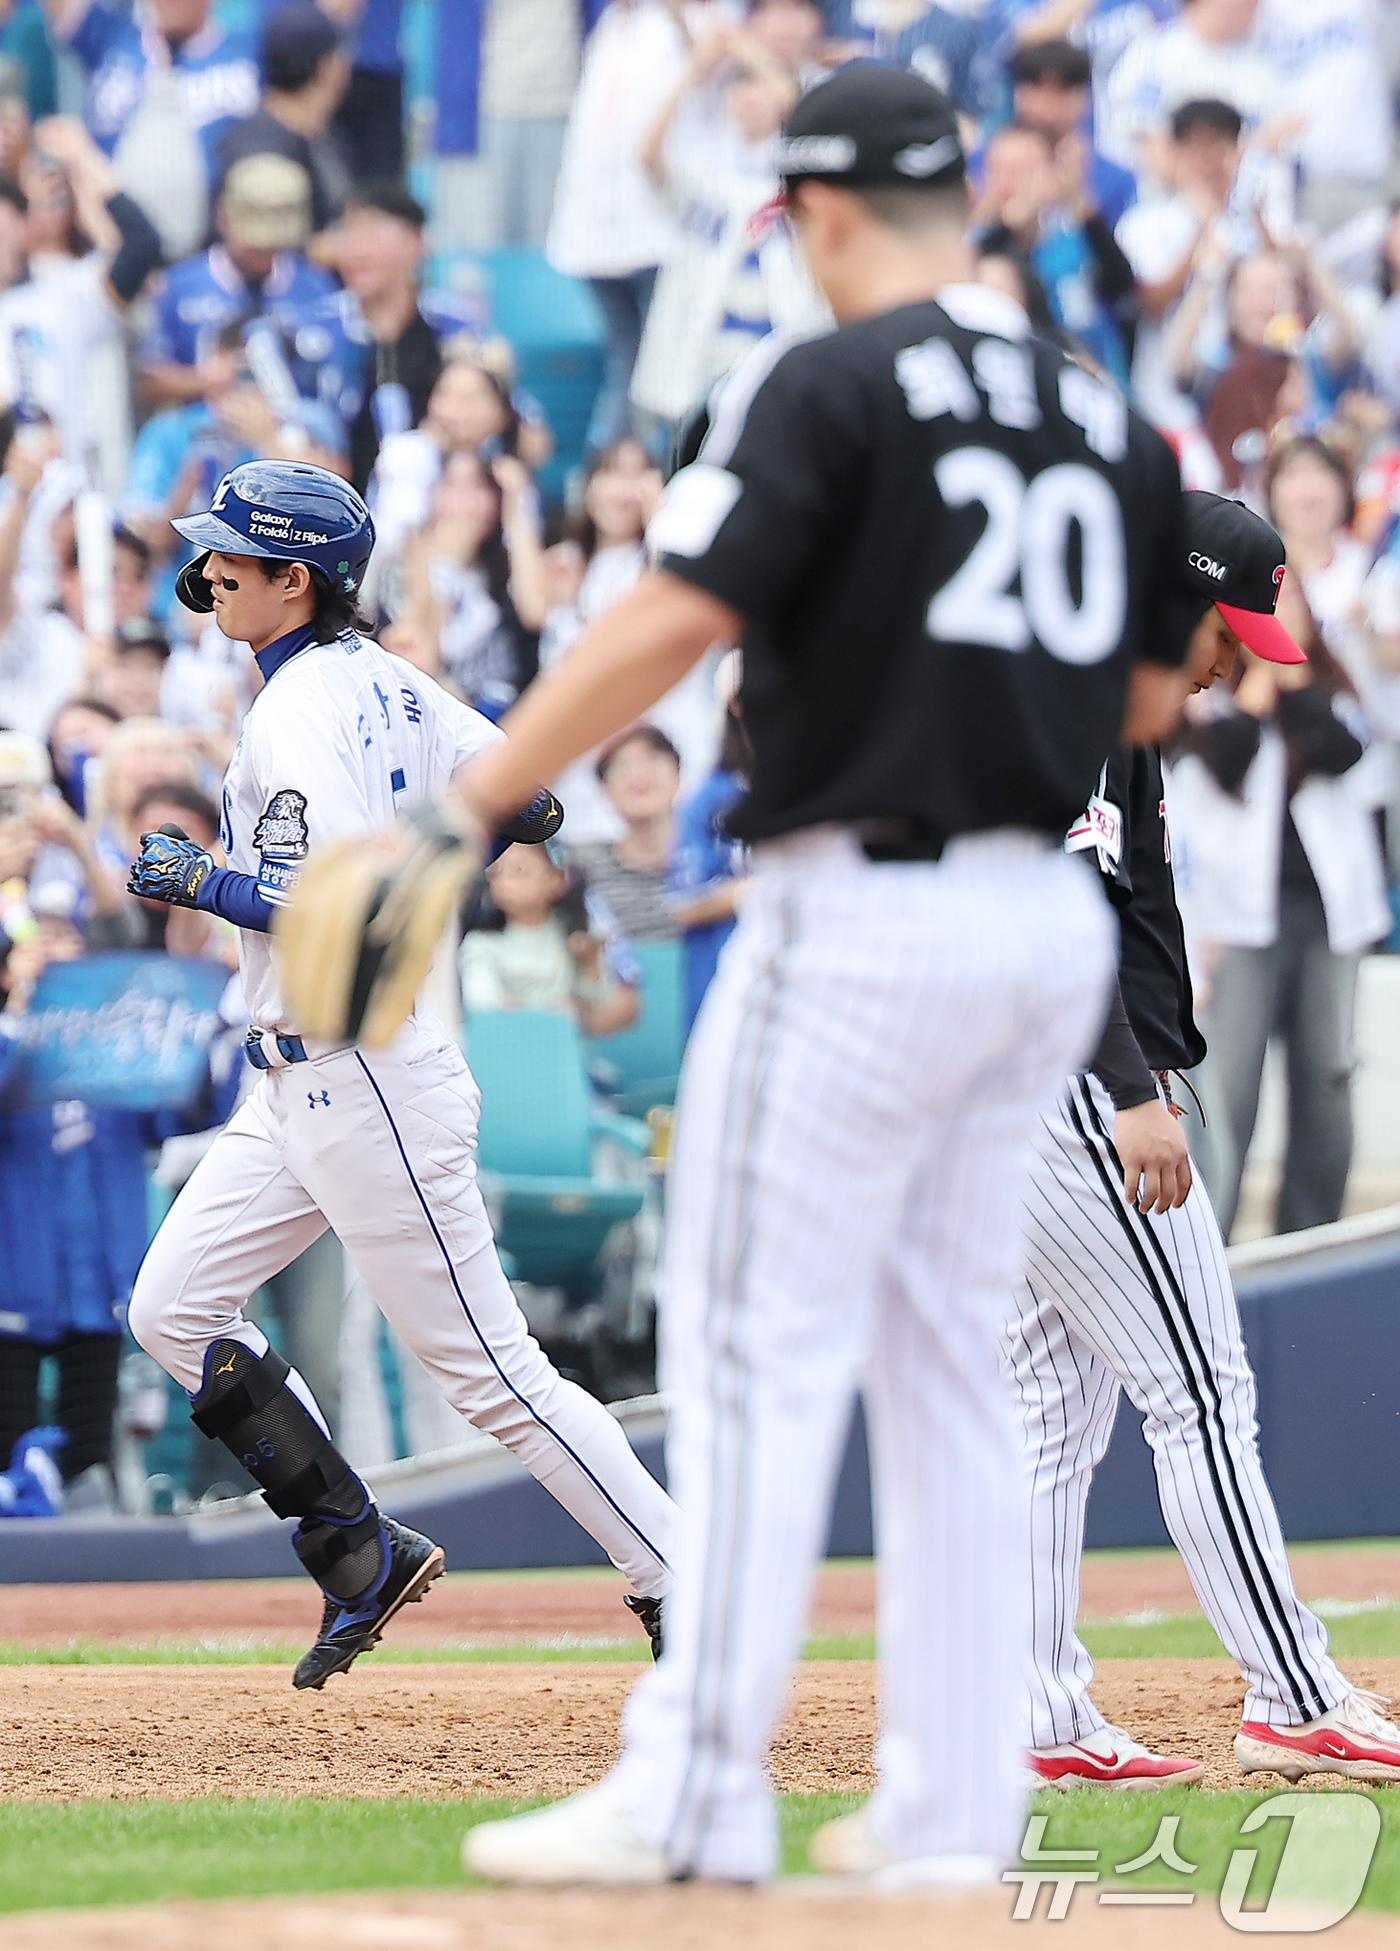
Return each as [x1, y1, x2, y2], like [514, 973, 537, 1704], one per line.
[1065, 780, 1124, 867]
[254, 789, 310, 862]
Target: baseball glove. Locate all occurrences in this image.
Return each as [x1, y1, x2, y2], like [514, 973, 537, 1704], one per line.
[128, 824, 214, 908]
[275, 808, 483, 1048]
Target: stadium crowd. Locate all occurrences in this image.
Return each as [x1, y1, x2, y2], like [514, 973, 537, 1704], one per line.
[2, 0, 1400, 1511]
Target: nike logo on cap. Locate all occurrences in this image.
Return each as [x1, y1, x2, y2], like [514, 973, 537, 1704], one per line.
[893, 135, 962, 177]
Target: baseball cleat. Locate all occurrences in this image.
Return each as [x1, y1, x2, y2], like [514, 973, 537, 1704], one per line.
[463, 1783, 668, 1885]
[1029, 1722, 1205, 1790]
[624, 1592, 664, 1660]
[293, 1514, 445, 1691]
[809, 1807, 1001, 1888]
[1236, 1688, 1400, 1783]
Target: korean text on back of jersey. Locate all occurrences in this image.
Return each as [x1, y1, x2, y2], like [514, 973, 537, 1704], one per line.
[653, 284, 1196, 849]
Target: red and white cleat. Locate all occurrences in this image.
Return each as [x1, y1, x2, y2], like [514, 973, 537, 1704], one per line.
[1236, 1689, 1400, 1784]
[1029, 1722, 1206, 1790]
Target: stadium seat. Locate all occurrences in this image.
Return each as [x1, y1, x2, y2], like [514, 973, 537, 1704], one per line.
[465, 1010, 648, 1296]
[587, 940, 686, 1116]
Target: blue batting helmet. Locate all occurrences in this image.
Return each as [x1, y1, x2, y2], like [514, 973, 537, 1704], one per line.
[171, 460, 375, 615]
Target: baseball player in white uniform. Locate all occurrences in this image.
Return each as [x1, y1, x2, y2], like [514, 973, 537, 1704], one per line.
[1016, 493, 1400, 1788]
[125, 461, 675, 1687]
[436, 66, 1201, 1885]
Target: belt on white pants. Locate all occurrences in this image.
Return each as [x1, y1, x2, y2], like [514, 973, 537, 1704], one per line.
[751, 822, 1058, 873]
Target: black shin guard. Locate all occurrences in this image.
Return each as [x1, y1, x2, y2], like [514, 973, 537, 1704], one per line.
[190, 1340, 384, 1601]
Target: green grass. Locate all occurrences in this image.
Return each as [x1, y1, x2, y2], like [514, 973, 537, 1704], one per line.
[1082, 1601, 1400, 1662]
[8, 1605, 1400, 1665]
[1021, 1787, 1400, 1918]
[0, 1796, 528, 1911]
[0, 1632, 884, 1666]
[0, 1638, 651, 1666]
[1081, 1614, 1232, 1658]
[0, 1793, 864, 1912]
[5, 1789, 1400, 1918]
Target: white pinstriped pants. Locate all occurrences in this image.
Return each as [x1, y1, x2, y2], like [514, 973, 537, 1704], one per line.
[1009, 1073, 1348, 1747]
[609, 826, 1115, 1881]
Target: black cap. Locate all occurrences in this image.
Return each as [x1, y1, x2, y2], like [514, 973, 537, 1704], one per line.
[261, 1, 342, 91]
[776, 61, 965, 189]
[1182, 491, 1306, 665]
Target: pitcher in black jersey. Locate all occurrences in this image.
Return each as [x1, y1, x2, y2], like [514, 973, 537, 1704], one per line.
[1013, 492, 1400, 1790]
[456, 63, 1198, 1888]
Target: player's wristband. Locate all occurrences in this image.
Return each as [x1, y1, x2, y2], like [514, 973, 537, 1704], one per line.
[194, 865, 278, 934]
[176, 855, 213, 907]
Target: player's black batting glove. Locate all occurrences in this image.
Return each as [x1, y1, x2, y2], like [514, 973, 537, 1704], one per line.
[494, 787, 564, 847]
[127, 824, 215, 908]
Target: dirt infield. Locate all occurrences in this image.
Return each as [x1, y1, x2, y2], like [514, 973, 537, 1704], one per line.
[0, 1661, 872, 1800]
[5, 1541, 1400, 1650]
[5, 1638, 1400, 1951]
[1, 1881, 1399, 1951]
[2, 1656, 1397, 1799]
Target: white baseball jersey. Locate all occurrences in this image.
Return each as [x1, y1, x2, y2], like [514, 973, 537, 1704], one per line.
[216, 632, 502, 1029]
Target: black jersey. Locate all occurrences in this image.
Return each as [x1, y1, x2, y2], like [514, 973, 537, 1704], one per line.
[652, 287, 1195, 845]
[1074, 743, 1205, 1076]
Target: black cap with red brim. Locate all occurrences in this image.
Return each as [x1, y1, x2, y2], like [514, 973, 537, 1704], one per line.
[1182, 490, 1308, 665]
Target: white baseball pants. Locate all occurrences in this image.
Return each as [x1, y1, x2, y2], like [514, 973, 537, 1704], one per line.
[128, 1015, 675, 1600]
[609, 826, 1115, 1882]
[1009, 1073, 1347, 1746]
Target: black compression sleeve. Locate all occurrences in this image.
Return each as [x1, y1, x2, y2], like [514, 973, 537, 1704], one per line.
[1089, 979, 1159, 1110]
[106, 193, 162, 303]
